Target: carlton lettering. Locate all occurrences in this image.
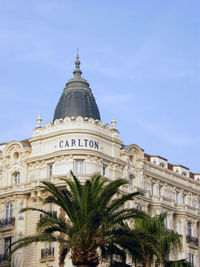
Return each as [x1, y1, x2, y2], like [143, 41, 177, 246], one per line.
[59, 139, 99, 150]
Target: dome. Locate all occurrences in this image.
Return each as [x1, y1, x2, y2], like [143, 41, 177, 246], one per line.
[53, 53, 101, 122]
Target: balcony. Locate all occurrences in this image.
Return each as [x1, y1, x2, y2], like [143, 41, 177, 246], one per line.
[0, 254, 8, 265]
[41, 247, 54, 259]
[0, 217, 15, 231]
[186, 235, 198, 246]
[40, 211, 57, 219]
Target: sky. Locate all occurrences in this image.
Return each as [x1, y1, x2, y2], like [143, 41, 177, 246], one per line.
[0, 0, 200, 172]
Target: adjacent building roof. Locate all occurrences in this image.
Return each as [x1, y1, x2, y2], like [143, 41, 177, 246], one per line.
[53, 53, 101, 122]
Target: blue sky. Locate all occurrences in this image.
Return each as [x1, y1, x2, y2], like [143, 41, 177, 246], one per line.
[0, 0, 200, 172]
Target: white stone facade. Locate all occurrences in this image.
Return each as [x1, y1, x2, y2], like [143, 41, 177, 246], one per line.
[0, 116, 200, 267]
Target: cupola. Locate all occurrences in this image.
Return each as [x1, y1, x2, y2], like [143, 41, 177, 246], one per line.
[53, 53, 101, 122]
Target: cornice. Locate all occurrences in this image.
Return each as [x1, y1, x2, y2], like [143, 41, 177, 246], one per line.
[26, 149, 126, 166]
[144, 169, 200, 195]
[30, 128, 122, 146]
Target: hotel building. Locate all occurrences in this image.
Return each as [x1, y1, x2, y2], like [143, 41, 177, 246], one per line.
[0, 54, 199, 267]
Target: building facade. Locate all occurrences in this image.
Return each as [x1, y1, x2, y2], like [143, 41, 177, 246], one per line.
[0, 55, 199, 267]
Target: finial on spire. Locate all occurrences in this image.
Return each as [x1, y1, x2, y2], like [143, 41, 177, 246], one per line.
[36, 114, 42, 128]
[111, 117, 117, 129]
[73, 49, 82, 78]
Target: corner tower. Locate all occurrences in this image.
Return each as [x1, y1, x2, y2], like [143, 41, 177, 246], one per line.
[53, 53, 101, 122]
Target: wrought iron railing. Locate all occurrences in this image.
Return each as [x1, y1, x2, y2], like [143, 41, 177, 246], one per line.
[0, 254, 8, 264]
[0, 217, 15, 229]
[186, 235, 198, 246]
[41, 247, 54, 259]
[40, 211, 57, 219]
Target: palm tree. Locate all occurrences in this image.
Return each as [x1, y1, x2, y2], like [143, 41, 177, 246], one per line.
[132, 213, 182, 267]
[108, 222, 162, 267]
[9, 171, 146, 267]
[165, 259, 192, 267]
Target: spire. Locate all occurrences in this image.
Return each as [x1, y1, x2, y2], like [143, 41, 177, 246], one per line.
[73, 49, 82, 78]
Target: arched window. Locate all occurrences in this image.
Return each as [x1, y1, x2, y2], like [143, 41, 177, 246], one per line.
[187, 222, 192, 237]
[13, 172, 20, 184]
[159, 162, 165, 168]
[6, 203, 13, 219]
[182, 171, 187, 176]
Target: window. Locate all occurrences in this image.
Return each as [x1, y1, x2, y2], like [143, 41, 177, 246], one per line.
[6, 203, 13, 220]
[163, 216, 167, 229]
[150, 182, 154, 195]
[159, 185, 163, 196]
[182, 171, 187, 176]
[47, 163, 55, 177]
[159, 162, 165, 167]
[129, 175, 134, 186]
[13, 172, 20, 184]
[187, 222, 192, 237]
[189, 253, 194, 266]
[136, 205, 142, 210]
[18, 202, 24, 220]
[4, 237, 12, 254]
[182, 194, 186, 205]
[175, 191, 178, 204]
[74, 159, 85, 174]
[102, 164, 108, 177]
[46, 203, 56, 215]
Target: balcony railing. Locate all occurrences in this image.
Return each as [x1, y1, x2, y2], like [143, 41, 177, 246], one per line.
[40, 211, 57, 219]
[0, 217, 15, 230]
[41, 247, 54, 259]
[0, 254, 8, 264]
[186, 235, 198, 246]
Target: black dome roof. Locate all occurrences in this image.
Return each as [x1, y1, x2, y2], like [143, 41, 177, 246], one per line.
[53, 54, 101, 122]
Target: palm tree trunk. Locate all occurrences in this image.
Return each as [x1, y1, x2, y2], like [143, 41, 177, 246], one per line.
[143, 255, 151, 267]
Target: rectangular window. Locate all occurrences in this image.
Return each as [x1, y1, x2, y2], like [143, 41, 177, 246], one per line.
[47, 163, 55, 177]
[13, 172, 20, 184]
[159, 185, 162, 196]
[129, 175, 134, 185]
[150, 182, 154, 195]
[4, 237, 12, 254]
[74, 160, 85, 174]
[175, 191, 178, 204]
[18, 202, 24, 220]
[189, 253, 194, 266]
[182, 194, 186, 205]
[102, 164, 108, 177]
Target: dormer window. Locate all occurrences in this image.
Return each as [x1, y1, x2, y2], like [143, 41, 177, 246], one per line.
[13, 172, 20, 184]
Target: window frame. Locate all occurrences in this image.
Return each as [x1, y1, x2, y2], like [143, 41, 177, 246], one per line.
[47, 162, 55, 177]
[13, 171, 20, 184]
[74, 159, 85, 174]
[5, 203, 13, 220]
